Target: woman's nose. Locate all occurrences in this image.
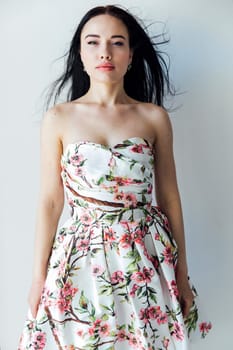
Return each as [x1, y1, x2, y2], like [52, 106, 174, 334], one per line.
[100, 43, 112, 60]
[100, 54, 112, 60]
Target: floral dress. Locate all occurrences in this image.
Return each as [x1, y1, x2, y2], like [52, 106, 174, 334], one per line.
[18, 137, 211, 350]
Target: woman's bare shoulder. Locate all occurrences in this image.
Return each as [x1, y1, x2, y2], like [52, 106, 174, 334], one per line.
[135, 102, 170, 127]
[137, 102, 168, 116]
[45, 101, 78, 118]
[43, 101, 82, 128]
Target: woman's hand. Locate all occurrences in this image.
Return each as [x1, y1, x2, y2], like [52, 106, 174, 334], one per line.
[27, 277, 46, 319]
[176, 266, 195, 318]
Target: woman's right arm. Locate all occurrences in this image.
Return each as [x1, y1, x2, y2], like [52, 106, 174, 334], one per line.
[28, 107, 65, 318]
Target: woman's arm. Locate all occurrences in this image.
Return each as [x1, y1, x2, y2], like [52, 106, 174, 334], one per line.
[152, 107, 194, 316]
[28, 107, 64, 317]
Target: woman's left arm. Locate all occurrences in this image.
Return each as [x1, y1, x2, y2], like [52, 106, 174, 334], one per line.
[152, 107, 194, 317]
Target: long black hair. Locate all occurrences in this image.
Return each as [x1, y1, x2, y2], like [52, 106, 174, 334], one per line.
[45, 5, 175, 110]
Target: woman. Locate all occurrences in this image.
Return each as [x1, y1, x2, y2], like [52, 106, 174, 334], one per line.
[18, 5, 211, 350]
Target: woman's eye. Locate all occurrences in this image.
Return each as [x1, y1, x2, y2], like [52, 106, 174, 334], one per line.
[87, 41, 98, 45]
[113, 41, 124, 46]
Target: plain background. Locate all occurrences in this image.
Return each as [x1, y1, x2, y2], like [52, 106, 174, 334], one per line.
[1, 0, 232, 349]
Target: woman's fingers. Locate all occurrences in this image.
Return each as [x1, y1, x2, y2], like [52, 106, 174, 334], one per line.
[27, 279, 45, 319]
[176, 274, 195, 318]
[180, 294, 194, 318]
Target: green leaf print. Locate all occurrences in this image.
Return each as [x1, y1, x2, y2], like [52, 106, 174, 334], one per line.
[91, 248, 102, 257]
[126, 261, 138, 272]
[55, 278, 64, 288]
[149, 291, 157, 303]
[101, 313, 109, 321]
[79, 291, 88, 309]
[130, 160, 137, 170]
[104, 214, 118, 225]
[184, 304, 198, 337]
[99, 285, 113, 296]
[97, 176, 105, 185]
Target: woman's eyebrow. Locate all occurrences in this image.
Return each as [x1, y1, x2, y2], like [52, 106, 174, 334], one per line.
[84, 34, 126, 40]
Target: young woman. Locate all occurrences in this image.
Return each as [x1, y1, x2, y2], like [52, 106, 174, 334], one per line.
[18, 5, 211, 350]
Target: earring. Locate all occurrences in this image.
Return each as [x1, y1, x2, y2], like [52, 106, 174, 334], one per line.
[127, 63, 132, 71]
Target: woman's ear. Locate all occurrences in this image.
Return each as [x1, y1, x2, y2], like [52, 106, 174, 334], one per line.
[129, 49, 133, 64]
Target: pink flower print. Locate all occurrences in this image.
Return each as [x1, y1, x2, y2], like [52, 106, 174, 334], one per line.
[131, 267, 154, 284]
[143, 247, 152, 262]
[111, 270, 124, 284]
[151, 255, 159, 270]
[108, 156, 116, 168]
[32, 331, 46, 350]
[69, 225, 77, 232]
[57, 234, 65, 243]
[199, 322, 212, 338]
[147, 183, 153, 194]
[131, 144, 144, 153]
[156, 312, 168, 325]
[27, 320, 35, 330]
[155, 233, 160, 240]
[92, 264, 105, 276]
[162, 337, 170, 349]
[64, 345, 75, 350]
[79, 210, 92, 225]
[132, 228, 144, 244]
[57, 298, 69, 312]
[120, 220, 131, 230]
[63, 281, 78, 297]
[68, 198, 75, 206]
[171, 322, 184, 341]
[142, 267, 154, 283]
[162, 245, 174, 266]
[139, 308, 149, 324]
[131, 271, 145, 284]
[77, 239, 89, 251]
[76, 329, 84, 337]
[117, 329, 127, 341]
[146, 305, 168, 324]
[120, 233, 132, 248]
[115, 177, 135, 186]
[41, 286, 53, 308]
[147, 306, 159, 319]
[74, 167, 85, 176]
[99, 322, 110, 337]
[130, 283, 139, 297]
[128, 333, 140, 348]
[113, 191, 125, 201]
[94, 319, 102, 327]
[146, 215, 152, 223]
[167, 280, 179, 299]
[88, 327, 95, 336]
[56, 281, 78, 312]
[89, 228, 96, 238]
[163, 217, 171, 232]
[123, 192, 137, 208]
[104, 227, 116, 242]
[70, 154, 84, 166]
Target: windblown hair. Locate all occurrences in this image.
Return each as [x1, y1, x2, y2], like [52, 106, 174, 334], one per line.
[45, 5, 175, 110]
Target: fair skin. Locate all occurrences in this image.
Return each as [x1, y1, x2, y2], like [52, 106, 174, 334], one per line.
[28, 14, 194, 320]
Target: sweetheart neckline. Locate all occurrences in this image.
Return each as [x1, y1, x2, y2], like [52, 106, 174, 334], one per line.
[62, 136, 154, 158]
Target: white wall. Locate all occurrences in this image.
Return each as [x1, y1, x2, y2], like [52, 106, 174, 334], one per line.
[0, 0, 232, 349]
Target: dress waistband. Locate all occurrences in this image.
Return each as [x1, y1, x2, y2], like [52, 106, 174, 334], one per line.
[66, 185, 150, 209]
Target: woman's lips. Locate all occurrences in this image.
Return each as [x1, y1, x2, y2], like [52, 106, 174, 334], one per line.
[96, 64, 115, 71]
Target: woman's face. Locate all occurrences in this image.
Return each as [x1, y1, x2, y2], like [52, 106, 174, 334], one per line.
[80, 14, 133, 84]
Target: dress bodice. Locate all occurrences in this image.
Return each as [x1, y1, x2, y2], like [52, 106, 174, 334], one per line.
[61, 137, 155, 210]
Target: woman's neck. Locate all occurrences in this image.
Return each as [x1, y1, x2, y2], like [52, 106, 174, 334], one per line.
[81, 80, 131, 106]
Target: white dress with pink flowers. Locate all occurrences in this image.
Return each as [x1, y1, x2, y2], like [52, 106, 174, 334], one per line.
[18, 137, 211, 350]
